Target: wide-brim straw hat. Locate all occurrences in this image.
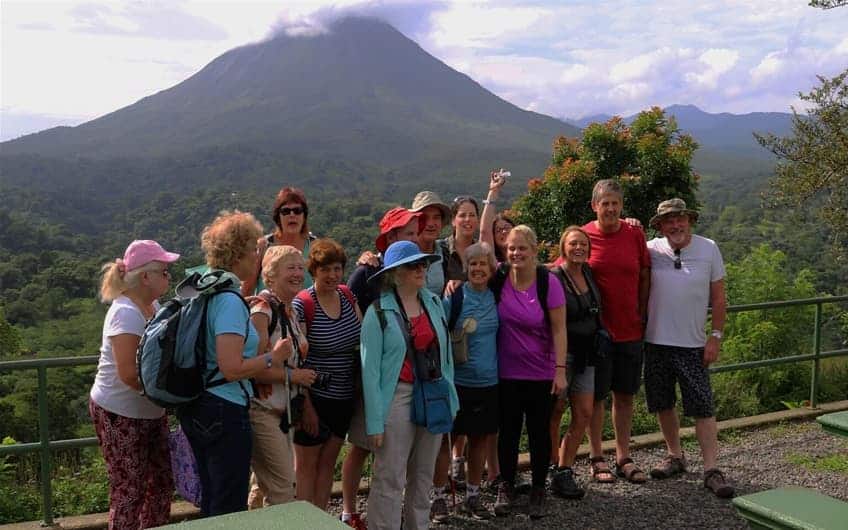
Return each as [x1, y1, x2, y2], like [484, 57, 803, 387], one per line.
[649, 198, 700, 229]
[367, 240, 441, 284]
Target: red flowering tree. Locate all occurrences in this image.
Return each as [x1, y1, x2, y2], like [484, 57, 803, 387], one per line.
[512, 107, 699, 254]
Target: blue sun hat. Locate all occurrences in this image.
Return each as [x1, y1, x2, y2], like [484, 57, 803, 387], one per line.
[367, 240, 441, 284]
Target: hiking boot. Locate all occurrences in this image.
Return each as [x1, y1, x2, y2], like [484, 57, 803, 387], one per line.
[551, 467, 585, 499]
[451, 456, 467, 487]
[459, 493, 491, 520]
[650, 454, 687, 479]
[704, 468, 735, 498]
[528, 486, 545, 519]
[341, 513, 367, 530]
[429, 497, 450, 524]
[494, 481, 514, 517]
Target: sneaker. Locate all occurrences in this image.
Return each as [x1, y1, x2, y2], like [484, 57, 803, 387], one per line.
[515, 477, 532, 495]
[494, 481, 514, 517]
[451, 456, 467, 488]
[650, 454, 687, 479]
[704, 468, 735, 498]
[551, 467, 585, 499]
[528, 486, 545, 519]
[459, 494, 491, 520]
[341, 513, 367, 530]
[430, 496, 450, 524]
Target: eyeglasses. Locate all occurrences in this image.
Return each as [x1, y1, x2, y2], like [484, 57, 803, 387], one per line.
[495, 225, 513, 234]
[278, 206, 304, 216]
[674, 248, 682, 270]
[402, 261, 428, 270]
[453, 195, 474, 204]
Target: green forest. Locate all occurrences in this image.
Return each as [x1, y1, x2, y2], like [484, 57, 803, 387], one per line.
[2, 89, 847, 523]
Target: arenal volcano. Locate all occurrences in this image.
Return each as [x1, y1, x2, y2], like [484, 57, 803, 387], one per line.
[1, 17, 577, 173]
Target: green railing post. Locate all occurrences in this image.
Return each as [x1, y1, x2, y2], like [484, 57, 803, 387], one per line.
[809, 302, 822, 409]
[37, 365, 54, 527]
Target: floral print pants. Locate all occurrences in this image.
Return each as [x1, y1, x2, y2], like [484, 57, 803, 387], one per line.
[89, 400, 173, 529]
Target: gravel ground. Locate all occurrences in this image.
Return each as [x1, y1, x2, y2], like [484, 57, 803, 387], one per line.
[328, 419, 848, 529]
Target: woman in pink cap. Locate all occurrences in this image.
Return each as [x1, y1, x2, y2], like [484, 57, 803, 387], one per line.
[89, 239, 180, 529]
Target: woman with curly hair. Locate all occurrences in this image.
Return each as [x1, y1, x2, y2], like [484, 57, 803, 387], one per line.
[177, 210, 291, 517]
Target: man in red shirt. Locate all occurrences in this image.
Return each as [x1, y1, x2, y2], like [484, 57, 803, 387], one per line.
[583, 179, 651, 484]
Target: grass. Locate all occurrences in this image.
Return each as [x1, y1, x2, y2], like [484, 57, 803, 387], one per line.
[786, 452, 848, 475]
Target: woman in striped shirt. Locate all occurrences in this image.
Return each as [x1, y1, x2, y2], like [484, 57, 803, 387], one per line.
[292, 238, 363, 510]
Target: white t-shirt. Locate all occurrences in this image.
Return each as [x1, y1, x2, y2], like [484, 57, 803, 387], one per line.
[645, 235, 725, 348]
[90, 296, 165, 419]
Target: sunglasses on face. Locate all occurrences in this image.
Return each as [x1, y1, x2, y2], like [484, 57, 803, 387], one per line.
[278, 206, 304, 216]
[674, 248, 682, 270]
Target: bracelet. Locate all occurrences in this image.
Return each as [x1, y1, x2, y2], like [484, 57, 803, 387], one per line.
[482, 198, 496, 205]
[264, 352, 273, 369]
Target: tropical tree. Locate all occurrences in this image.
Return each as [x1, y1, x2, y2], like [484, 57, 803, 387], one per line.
[755, 68, 848, 259]
[511, 107, 699, 249]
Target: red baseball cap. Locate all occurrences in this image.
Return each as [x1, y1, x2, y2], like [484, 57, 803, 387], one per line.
[375, 207, 425, 252]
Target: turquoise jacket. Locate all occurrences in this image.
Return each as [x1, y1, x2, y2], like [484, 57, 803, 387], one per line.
[360, 288, 459, 436]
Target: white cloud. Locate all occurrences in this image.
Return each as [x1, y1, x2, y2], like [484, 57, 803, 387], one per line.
[2, 0, 847, 127]
[750, 52, 785, 84]
[686, 48, 739, 88]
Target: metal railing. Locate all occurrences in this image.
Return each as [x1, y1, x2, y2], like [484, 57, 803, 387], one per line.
[1, 295, 847, 527]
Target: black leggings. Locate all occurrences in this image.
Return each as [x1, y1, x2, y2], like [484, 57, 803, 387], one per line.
[497, 379, 554, 487]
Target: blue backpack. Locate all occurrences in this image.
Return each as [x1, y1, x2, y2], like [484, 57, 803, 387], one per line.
[138, 270, 248, 409]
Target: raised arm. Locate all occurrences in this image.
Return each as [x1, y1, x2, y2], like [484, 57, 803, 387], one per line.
[480, 170, 506, 248]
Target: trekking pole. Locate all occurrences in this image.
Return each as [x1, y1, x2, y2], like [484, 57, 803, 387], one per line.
[447, 432, 457, 513]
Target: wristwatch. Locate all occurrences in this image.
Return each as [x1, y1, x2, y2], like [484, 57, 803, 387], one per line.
[264, 352, 273, 368]
[710, 330, 723, 340]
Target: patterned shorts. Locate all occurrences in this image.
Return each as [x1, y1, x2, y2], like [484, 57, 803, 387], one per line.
[644, 343, 715, 418]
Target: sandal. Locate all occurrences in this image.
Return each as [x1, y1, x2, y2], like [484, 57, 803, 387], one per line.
[614, 457, 647, 484]
[590, 456, 616, 483]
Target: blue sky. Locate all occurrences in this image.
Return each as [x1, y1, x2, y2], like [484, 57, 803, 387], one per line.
[2, 0, 846, 141]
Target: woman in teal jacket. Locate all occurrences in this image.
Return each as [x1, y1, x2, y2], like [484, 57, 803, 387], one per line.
[360, 240, 459, 530]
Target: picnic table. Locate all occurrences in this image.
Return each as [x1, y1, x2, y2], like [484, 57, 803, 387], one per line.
[158, 501, 347, 529]
[816, 410, 848, 438]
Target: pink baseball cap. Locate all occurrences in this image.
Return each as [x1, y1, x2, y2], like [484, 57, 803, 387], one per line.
[122, 240, 180, 271]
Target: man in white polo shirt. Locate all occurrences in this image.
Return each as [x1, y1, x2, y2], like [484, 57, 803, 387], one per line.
[643, 198, 734, 498]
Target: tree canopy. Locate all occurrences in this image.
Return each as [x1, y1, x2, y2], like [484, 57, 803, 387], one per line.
[755, 68, 848, 259]
[510, 107, 699, 252]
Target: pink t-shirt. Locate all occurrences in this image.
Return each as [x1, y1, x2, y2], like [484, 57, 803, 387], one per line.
[497, 272, 565, 380]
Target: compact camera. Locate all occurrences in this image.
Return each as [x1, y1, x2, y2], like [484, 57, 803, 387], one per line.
[312, 372, 332, 390]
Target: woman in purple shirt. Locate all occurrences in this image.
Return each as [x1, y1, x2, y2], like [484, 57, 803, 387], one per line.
[491, 225, 567, 520]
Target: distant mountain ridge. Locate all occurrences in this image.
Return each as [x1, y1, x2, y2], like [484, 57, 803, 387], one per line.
[567, 104, 793, 158]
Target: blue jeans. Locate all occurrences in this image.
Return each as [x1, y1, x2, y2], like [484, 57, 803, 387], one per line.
[178, 392, 252, 516]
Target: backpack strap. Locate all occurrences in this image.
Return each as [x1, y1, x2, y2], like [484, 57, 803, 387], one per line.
[535, 265, 551, 329]
[204, 290, 251, 393]
[447, 285, 465, 331]
[490, 263, 510, 303]
[295, 289, 315, 330]
[439, 240, 450, 285]
[337, 284, 357, 310]
[247, 290, 280, 337]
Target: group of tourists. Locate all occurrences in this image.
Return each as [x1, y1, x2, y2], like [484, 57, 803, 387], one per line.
[89, 173, 734, 530]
